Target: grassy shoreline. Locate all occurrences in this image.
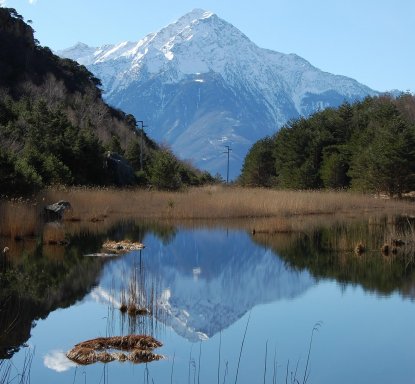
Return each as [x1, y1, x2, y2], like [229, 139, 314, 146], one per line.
[41, 185, 415, 219]
[1, 186, 414, 241]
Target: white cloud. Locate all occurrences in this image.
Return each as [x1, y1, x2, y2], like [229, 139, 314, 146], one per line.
[44, 350, 76, 372]
[0, 0, 7, 7]
[28, 0, 38, 4]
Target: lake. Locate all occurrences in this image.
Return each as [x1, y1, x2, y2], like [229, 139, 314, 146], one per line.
[1, 217, 414, 383]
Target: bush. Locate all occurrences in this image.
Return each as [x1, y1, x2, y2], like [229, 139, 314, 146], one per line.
[149, 149, 182, 190]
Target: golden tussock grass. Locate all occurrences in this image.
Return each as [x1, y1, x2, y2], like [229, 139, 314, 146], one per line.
[43, 185, 415, 221]
[0, 200, 40, 239]
[1, 186, 414, 243]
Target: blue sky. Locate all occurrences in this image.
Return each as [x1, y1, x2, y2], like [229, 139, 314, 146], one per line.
[1, 0, 414, 93]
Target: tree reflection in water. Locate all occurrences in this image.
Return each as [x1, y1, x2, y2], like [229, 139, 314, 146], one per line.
[251, 215, 415, 298]
[0, 215, 414, 384]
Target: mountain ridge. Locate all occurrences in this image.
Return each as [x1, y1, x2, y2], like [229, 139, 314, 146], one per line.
[0, 7, 212, 193]
[59, 9, 378, 179]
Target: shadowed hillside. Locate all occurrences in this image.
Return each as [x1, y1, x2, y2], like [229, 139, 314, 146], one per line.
[0, 7, 213, 194]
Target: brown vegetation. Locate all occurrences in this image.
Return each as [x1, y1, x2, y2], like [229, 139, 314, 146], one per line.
[0, 199, 40, 239]
[43, 186, 415, 221]
[127, 304, 150, 317]
[354, 242, 366, 255]
[66, 335, 163, 365]
[102, 239, 145, 253]
[1, 187, 414, 248]
[75, 335, 162, 351]
[42, 222, 67, 245]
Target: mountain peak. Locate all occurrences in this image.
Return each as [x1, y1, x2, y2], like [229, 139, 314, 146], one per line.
[178, 8, 215, 23]
[59, 9, 377, 179]
[73, 42, 91, 49]
[155, 8, 217, 42]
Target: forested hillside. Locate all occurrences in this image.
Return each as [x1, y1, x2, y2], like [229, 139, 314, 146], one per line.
[0, 8, 212, 195]
[240, 94, 415, 196]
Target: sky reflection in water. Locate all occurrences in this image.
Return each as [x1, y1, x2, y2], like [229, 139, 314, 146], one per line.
[4, 224, 415, 384]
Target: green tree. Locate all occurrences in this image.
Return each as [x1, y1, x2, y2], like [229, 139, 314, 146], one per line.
[125, 140, 142, 171]
[240, 137, 276, 186]
[108, 135, 124, 155]
[149, 149, 182, 190]
[274, 119, 322, 189]
[349, 116, 415, 196]
[349, 100, 415, 196]
[0, 150, 40, 195]
[320, 146, 350, 189]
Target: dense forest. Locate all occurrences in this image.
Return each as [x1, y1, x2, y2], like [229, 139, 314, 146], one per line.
[239, 94, 415, 196]
[0, 8, 213, 195]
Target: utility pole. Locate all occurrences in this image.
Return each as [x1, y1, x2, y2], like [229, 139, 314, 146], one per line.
[223, 145, 232, 184]
[137, 120, 148, 171]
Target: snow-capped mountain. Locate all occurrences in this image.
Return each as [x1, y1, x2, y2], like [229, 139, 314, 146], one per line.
[59, 9, 377, 179]
[95, 228, 315, 341]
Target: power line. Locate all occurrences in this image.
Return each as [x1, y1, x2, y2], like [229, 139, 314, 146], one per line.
[137, 120, 148, 171]
[223, 145, 232, 183]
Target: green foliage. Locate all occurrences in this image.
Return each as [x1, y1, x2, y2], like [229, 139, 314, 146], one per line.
[0, 149, 40, 195]
[242, 94, 415, 196]
[149, 149, 183, 190]
[134, 170, 149, 186]
[320, 145, 350, 189]
[107, 135, 124, 155]
[255, 219, 415, 296]
[198, 171, 216, 185]
[0, 7, 214, 193]
[274, 119, 322, 189]
[125, 140, 142, 170]
[348, 101, 415, 196]
[148, 148, 215, 190]
[0, 98, 109, 192]
[239, 137, 276, 186]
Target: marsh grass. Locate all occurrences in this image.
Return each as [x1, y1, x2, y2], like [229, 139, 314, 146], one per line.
[120, 285, 127, 313]
[0, 347, 34, 384]
[43, 186, 415, 220]
[114, 254, 163, 337]
[42, 222, 66, 244]
[380, 217, 415, 260]
[0, 200, 40, 239]
[1, 186, 414, 242]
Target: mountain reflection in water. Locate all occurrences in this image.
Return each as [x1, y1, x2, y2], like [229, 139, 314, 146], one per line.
[97, 228, 315, 341]
[1, 217, 414, 384]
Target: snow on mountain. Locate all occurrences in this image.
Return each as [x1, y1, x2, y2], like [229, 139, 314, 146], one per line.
[59, 9, 378, 179]
[94, 228, 315, 342]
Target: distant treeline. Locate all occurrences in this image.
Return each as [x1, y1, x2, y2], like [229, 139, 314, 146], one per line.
[0, 8, 214, 195]
[239, 94, 415, 196]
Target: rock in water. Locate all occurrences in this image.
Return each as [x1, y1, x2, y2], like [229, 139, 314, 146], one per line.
[44, 200, 71, 221]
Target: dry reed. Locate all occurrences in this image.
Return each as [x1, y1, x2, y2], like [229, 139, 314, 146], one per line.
[66, 335, 164, 365]
[0, 200, 40, 239]
[2, 186, 415, 244]
[43, 186, 415, 221]
[42, 222, 67, 245]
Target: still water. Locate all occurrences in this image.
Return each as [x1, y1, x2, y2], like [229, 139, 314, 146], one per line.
[1, 220, 415, 383]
